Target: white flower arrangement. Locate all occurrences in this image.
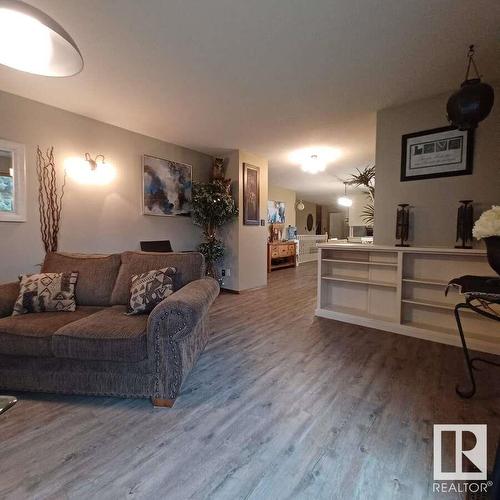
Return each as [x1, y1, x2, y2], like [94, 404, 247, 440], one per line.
[472, 206, 500, 240]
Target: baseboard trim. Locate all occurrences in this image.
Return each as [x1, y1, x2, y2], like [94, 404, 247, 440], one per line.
[315, 308, 500, 355]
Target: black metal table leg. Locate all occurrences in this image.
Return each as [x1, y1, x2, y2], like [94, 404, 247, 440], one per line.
[454, 303, 477, 398]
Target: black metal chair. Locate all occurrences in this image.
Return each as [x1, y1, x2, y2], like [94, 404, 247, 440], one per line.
[446, 275, 500, 398]
[140, 240, 173, 253]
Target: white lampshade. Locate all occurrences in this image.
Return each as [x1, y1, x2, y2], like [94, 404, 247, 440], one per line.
[0, 0, 83, 77]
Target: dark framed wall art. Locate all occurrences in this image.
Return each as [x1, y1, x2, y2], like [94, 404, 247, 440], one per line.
[401, 126, 474, 182]
[243, 163, 260, 225]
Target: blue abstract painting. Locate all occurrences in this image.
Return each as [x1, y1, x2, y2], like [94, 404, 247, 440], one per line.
[143, 155, 192, 216]
[0, 176, 13, 212]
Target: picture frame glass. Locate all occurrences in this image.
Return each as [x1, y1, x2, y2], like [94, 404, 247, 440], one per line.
[0, 139, 26, 222]
[401, 126, 473, 181]
[267, 200, 286, 224]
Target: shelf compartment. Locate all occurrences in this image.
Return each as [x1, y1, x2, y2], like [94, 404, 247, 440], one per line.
[321, 275, 397, 288]
[322, 258, 397, 267]
[321, 304, 396, 323]
[402, 299, 481, 314]
[402, 278, 448, 287]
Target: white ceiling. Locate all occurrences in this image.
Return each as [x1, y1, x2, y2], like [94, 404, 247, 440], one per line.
[1, 0, 499, 205]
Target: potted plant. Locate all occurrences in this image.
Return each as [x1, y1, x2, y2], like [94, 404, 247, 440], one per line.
[472, 205, 500, 275]
[192, 178, 238, 281]
[347, 165, 375, 229]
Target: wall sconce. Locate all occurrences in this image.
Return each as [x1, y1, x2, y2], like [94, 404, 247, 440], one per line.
[65, 153, 115, 185]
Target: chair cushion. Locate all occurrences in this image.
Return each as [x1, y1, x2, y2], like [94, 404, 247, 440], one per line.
[42, 252, 121, 307]
[111, 251, 205, 305]
[0, 307, 102, 357]
[52, 306, 148, 362]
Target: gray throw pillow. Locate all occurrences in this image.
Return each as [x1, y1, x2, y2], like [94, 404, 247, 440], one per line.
[127, 267, 176, 315]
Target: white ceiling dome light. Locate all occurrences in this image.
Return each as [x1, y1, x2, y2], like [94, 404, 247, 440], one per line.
[289, 147, 341, 176]
[301, 154, 325, 174]
[0, 0, 83, 77]
[337, 181, 352, 207]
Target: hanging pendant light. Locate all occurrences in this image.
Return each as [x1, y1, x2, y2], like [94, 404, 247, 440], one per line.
[337, 182, 352, 207]
[446, 45, 494, 130]
[0, 0, 83, 77]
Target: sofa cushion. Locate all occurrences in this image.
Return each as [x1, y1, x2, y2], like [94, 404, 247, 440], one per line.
[52, 306, 148, 362]
[42, 252, 121, 306]
[12, 272, 79, 316]
[111, 251, 205, 305]
[127, 267, 176, 315]
[0, 307, 102, 357]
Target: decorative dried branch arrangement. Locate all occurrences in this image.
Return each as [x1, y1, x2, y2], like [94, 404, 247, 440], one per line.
[36, 146, 66, 253]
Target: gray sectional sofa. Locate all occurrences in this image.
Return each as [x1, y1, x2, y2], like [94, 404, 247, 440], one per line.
[0, 251, 219, 407]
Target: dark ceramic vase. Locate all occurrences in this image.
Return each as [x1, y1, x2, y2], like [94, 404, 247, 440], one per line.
[484, 236, 500, 276]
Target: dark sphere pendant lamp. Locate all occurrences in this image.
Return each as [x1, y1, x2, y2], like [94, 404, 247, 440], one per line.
[0, 0, 83, 77]
[446, 45, 494, 130]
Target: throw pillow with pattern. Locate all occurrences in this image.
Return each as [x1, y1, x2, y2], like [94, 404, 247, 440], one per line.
[12, 272, 79, 316]
[127, 267, 176, 315]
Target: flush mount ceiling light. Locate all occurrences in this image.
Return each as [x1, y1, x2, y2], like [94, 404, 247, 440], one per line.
[301, 154, 325, 174]
[0, 0, 83, 76]
[289, 146, 341, 175]
[447, 45, 494, 130]
[337, 182, 352, 207]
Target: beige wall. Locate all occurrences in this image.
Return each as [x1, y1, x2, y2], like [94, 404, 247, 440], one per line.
[0, 90, 212, 282]
[296, 200, 317, 235]
[218, 150, 268, 292]
[268, 185, 296, 229]
[374, 84, 500, 247]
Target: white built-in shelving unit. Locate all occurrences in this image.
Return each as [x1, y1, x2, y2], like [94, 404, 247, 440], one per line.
[316, 243, 499, 355]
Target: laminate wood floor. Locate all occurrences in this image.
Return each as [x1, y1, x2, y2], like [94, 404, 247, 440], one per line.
[1, 262, 499, 500]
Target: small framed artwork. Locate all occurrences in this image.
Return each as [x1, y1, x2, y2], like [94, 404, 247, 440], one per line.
[401, 126, 474, 182]
[243, 163, 260, 225]
[143, 154, 192, 216]
[267, 200, 286, 224]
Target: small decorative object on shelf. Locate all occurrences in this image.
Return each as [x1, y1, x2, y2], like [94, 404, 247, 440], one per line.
[473, 206, 500, 276]
[455, 200, 474, 249]
[395, 204, 410, 247]
[447, 45, 495, 130]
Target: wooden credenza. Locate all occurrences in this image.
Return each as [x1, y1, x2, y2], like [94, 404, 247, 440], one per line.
[267, 242, 297, 273]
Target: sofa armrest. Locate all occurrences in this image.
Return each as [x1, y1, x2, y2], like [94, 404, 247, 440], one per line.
[147, 277, 220, 400]
[0, 281, 20, 317]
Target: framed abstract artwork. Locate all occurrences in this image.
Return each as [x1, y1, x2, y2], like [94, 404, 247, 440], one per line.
[401, 126, 474, 182]
[243, 163, 260, 225]
[142, 154, 192, 216]
[267, 200, 285, 224]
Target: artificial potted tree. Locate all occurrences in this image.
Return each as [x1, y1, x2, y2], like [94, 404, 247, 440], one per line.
[348, 165, 375, 234]
[191, 162, 238, 282]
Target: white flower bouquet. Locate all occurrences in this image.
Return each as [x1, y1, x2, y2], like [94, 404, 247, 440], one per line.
[472, 206, 500, 240]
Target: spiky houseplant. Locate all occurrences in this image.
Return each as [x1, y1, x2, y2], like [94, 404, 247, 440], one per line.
[191, 179, 238, 280]
[348, 165, 375, 225]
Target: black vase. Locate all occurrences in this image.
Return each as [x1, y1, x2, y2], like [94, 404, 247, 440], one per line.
[485, 236, 500, 276]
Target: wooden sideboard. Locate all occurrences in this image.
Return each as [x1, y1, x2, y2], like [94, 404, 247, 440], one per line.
[267, 241, 297, 273]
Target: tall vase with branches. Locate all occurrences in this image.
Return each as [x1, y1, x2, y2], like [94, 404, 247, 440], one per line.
[347, 165, 375, 226]
[36, 146, 65, 253]
[191, 177, 238, 281]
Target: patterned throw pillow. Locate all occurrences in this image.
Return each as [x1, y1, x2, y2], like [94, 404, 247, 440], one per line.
[12, 272, 79, 316]
[127, 267, 176, 315]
